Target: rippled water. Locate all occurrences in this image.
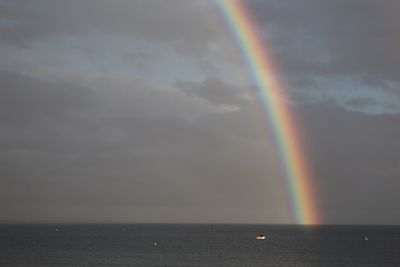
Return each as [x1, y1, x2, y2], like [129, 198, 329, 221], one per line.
[0, 224, 399, 266]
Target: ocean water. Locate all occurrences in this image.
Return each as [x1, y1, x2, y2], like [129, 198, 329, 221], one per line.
[0, 224, 399, 266]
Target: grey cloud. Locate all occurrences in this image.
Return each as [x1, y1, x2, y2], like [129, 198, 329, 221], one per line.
[121, 51, 151, 73]
[345, 97, 378, 109]
[0, 0, 220, 55]
[176, 78, 247, 106]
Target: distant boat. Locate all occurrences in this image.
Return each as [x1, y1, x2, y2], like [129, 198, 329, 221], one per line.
[256, 234, 266, 240]
[364, 236, 368, 241]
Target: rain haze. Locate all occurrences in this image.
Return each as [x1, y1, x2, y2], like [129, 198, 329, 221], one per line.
[1, 0, 400, 225]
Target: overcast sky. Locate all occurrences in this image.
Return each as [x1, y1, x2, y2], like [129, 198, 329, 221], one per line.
[1, 0, 400, 224]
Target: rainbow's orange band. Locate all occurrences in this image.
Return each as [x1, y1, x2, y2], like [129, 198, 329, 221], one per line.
[217, 0, 320, 224]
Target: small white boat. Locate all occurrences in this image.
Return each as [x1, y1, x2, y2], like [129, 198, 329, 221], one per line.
[256, 234, 266, 240]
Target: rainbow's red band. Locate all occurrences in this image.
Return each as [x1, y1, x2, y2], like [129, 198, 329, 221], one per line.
[217, 0, 320, 224]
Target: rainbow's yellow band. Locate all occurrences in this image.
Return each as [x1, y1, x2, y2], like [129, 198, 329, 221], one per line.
[216, 0, 320, 224]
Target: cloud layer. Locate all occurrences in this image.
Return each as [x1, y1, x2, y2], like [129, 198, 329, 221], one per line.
[1, 0, 400, 224]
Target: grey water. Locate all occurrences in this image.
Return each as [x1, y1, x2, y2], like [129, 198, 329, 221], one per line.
[0, 224, 400, 266]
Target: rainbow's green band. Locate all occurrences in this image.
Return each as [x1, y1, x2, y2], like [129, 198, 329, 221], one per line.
[216, 0, 319, 224]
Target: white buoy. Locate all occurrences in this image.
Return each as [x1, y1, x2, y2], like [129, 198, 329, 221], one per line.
[154, 242, 157, 246]
[55, 228, 58, 232]
[364, 236, 368, 241]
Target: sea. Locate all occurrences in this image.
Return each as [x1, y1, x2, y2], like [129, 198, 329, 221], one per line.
[0, 224, 399, 266]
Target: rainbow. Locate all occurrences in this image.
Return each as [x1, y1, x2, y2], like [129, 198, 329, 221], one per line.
[216, 0, 320, 224]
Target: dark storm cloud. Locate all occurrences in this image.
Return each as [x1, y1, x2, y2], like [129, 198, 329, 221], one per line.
[296, 102, 400, 224]
[0, 71, 92, 124]
[249, 0, 400, 97]
[0, 71, 287, 223]
[0, 70, 96, 167]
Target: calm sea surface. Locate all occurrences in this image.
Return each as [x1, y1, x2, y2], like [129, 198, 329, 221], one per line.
[0, 224, 399, 266]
